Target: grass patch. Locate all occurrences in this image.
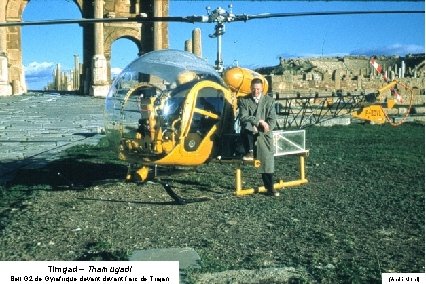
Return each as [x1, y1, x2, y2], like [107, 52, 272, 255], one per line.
[0, 123, 424, 283]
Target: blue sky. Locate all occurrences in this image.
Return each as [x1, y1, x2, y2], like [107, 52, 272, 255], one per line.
[22, 0, 424, 89]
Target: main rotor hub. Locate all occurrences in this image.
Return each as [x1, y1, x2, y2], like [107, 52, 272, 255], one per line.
[207, 5, 235, 24]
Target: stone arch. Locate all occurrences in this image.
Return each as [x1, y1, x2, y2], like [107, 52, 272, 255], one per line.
[104, 26, 142, 60]
[4, 0, 83, 94]
[5, 0, 24, 19]
[104, 27, 141, 82]
[1, 0, 167, 95]
[6, 0, 83, 18]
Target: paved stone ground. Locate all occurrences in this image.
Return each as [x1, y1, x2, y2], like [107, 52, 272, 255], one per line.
[0, 93, 105, 184]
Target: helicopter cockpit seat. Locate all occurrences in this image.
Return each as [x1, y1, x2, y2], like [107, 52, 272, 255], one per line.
[184, 85, 225, 152]
[177, 70, 198, 85]
[133, 85, 164, 141]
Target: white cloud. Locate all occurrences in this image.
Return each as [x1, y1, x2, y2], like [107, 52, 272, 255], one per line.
[277, 52, 350, 61]
[111, 67, 123, 78]
[276, 44, 425, 61]
[25, 61, 56, 76]
[350, 44, 425, 56]
[24, 62, 56, 90]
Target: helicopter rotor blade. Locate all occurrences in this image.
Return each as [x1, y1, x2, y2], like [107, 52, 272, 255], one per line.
[233, 10, 424, 22]
[0, 15, 205, 27]
[0, 10, 422, 27]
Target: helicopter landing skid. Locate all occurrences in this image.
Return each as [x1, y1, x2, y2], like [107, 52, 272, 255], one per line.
[230, 130, 310, 196]
[126, 164, 212, 205]
[126, 165, 186, 204]
[234, 151, 309, 196]
[160, 182, 187, 205]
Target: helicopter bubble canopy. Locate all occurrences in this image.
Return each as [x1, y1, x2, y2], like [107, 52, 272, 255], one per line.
[105, 49, 225, 150]
[122, 49, 221, 83]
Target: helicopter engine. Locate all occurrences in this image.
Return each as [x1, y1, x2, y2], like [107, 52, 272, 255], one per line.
[223, 67, 269, 96]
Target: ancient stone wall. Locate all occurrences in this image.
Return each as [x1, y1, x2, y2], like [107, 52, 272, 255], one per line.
[267, 54, 425, 120]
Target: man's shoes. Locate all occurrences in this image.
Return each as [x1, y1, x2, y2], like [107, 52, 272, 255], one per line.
[267, 190, 280, 197]
[242, 151, 254, 161]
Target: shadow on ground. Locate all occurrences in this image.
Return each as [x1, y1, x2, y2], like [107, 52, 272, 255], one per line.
[0, 142, 128, 233]
[8, 158, 128, 189]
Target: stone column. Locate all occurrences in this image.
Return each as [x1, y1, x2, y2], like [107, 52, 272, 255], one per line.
[185, 39, 192, 53]
[153, 0, 162, 50]
[192, 28, 202, 58]
[55, 64, 61, 90]
[357, 76, 362, 90]
[90, 0, 109, 97]
[333, 69, 341, 89]
[0, 0, 12, 96]
[401, 61, 406, 78]
[389, 71, 395, 81]
[133, 0, 140, 14]
[73, 55, 80, 90]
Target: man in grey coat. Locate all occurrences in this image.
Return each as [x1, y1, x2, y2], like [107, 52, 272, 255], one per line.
[238, 78, 278, 197]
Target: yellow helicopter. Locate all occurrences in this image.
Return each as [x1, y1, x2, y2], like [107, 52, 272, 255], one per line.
[1, 4, 422, 201]
[100, 6, 421, 197]
[104, 49, 270, 180]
